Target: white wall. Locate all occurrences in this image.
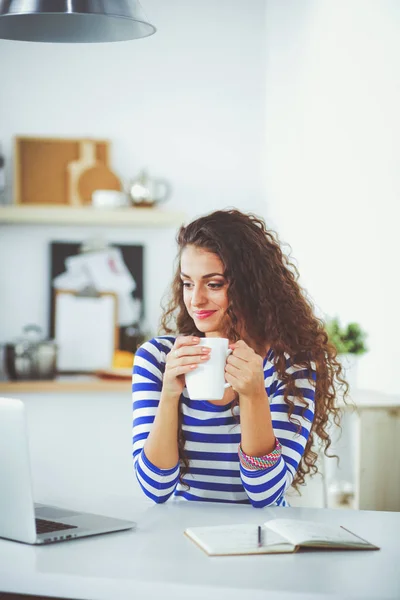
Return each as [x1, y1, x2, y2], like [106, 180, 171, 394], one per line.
[1, 1, 398, 395]
[263, 0, 400, 394]
[1, 2, 398, 514]
[0, 0, 267, 340]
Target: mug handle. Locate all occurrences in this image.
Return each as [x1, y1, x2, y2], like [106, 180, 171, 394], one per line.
[224, 348, 232, 389]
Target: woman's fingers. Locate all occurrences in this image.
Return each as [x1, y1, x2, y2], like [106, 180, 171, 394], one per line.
[169, 336, 210, 363]
[172, 363, 199, 377]
[176, 354, 209, 365]
[166, 337, 210, 377]
[174, 345, 210, 359]
[174, 335, 201, 349]
[229, 340, 263, 364]
[226, 353, 247, 368]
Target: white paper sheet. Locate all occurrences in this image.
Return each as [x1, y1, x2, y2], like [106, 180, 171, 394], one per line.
[55, 293, 116, 372]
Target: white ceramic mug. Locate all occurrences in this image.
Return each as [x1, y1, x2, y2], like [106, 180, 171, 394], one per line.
[184, 338, 232, 401]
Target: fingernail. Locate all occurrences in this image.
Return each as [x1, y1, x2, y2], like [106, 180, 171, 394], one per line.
[200, 355, 210, 360]
[192, 337, 200, 343]
[201, 347, 210, 353]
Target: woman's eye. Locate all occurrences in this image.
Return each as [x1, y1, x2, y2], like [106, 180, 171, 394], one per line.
[208, 282, 223, 289]
[181, 281, 223, 290]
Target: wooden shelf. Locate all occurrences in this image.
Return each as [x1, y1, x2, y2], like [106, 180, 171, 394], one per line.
[0, 205, 185, 227]
[0, 376, 131, 393]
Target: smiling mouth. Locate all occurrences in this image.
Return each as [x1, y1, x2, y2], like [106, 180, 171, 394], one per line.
[193, 310, 217, 320]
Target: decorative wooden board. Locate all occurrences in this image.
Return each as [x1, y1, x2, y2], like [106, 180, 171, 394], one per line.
[67, 140, 97, 205]
[78, 163, 122, 204]
[66, 139, 122, 205]
[14, 136, 110, 205]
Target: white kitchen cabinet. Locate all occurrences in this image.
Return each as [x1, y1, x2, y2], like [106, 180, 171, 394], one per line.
[1, 381, 398, 511]
[289, 389, 400, 511]
[357, 404, 400, 511]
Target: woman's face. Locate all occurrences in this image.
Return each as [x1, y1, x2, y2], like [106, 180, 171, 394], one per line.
[180, 245, 229, 337]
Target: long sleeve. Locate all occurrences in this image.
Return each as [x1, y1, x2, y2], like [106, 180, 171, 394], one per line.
[239, 354, 316, 508]
[132, 337, 180, 503]
[133, 342, 316, 508]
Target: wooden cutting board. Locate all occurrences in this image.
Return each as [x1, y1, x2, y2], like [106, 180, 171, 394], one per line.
[67, 140, 122, 205]
[67, 140, 97, 205]
[78, 163, 122, 204]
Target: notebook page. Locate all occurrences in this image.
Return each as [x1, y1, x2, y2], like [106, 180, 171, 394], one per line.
[265, 519, 373, 547]
[185, 523, 294, 555]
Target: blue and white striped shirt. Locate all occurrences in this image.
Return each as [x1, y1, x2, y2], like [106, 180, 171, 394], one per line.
[132, 336, 316, 507]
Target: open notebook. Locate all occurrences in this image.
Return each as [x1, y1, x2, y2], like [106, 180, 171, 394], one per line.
[184, 518, 380, 556]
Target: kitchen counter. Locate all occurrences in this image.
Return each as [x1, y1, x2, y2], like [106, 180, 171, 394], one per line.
[0, 378, 398, 407]
[0, 375, 131, 393]
[0, 381, 398, 513]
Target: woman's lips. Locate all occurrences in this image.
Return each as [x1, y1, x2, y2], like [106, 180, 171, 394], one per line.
[193, 310, 217, 320]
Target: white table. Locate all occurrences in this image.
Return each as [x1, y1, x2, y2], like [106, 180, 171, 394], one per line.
[0, 497, 399, 600]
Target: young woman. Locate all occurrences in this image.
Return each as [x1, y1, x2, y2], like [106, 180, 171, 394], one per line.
[132, 209, 347, 507]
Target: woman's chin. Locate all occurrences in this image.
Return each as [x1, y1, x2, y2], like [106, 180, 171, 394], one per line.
[194, 323, 226, 337]
[194, 322, 212, 333]
[193, 318, 220, 334]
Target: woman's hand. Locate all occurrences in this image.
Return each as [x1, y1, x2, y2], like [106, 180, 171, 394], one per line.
[163, 336, 210, 397]
[225, 340, 266, 399]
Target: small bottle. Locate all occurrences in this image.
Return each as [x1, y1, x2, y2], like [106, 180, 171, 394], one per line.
[0, 142, 6, 204]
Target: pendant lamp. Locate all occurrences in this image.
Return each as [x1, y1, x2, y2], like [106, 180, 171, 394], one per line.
[0, 0, 156, 43]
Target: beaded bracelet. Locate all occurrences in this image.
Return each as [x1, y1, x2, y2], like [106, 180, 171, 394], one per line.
[238, 439, 282, 471]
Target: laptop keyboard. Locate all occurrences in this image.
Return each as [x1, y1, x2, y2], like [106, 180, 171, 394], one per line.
[35, 518, 78, 534]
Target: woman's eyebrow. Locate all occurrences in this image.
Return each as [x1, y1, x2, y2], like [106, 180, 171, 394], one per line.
[180, 272, 225, 279]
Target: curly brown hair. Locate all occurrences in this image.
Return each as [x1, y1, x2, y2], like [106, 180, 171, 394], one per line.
[160, 209, 349, 491]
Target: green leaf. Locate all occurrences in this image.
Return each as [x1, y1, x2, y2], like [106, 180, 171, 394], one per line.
[324, 316, 368, 355]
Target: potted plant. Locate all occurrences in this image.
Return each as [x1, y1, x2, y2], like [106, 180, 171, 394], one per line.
[324, 316, 368, 389]
[323, 317, 368, 507]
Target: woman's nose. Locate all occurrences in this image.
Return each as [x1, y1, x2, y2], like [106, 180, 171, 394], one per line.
[191, 286, 207, 306]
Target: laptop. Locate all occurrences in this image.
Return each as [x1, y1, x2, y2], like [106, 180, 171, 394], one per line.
[0, 396, 136, 545]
